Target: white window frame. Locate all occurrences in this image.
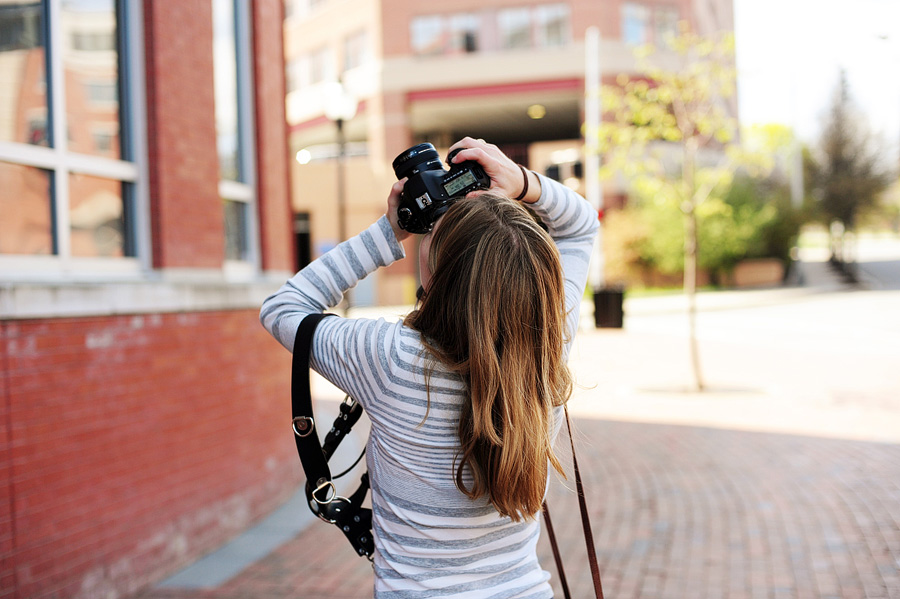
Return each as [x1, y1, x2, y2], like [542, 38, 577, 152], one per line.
[0, 0, 151, 281]
[219, 0, 259, 279]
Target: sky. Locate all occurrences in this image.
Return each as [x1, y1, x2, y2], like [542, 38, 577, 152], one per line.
[733, 0, 900, 162]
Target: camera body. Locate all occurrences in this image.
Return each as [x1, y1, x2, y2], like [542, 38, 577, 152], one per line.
[392, 143, 490, 234]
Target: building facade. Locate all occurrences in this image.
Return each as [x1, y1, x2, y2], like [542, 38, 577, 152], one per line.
[284, 0, 735, 304]
[1, 1, 298, 597]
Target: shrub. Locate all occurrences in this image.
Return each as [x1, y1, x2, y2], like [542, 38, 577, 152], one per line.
[603, 174, 801, 287]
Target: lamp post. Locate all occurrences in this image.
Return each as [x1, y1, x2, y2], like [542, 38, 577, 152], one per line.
[323, 81, 359, 244]
[323, 81, 358, 310]
[585, 26, 624, 328]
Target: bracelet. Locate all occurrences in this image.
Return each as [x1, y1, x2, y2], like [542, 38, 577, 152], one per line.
[514, 164, 530, 201]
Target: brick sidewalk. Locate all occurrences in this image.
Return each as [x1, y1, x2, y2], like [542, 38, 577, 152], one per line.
[137, 416, 900, 599]
[138, 287, 900, 599]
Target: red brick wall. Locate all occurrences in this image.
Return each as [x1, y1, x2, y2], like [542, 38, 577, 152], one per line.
[1, 0, 298, 597]
[143, 1, 223, 269]
[0, 312, 298, 598]
[253, 0, 296, 273]
[1, 343, 13, 599]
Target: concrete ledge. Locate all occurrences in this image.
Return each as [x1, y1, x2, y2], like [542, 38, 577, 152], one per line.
[0, 276, 290, 319]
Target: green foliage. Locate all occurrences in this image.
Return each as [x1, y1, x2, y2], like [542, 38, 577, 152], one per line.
[604, 175, 801, 285]
[594, 24, 791, 289]
[596, 25, 767, 196]
[720, 176, 801, 264]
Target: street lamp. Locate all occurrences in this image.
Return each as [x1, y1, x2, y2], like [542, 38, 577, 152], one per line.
[322, 81, 358, 310]
[322, 81, 359, 247]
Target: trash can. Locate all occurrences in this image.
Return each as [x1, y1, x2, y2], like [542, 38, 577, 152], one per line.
[593, 286, 624, 328]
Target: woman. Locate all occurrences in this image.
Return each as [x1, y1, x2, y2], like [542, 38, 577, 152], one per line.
[260, 138, 598, 597]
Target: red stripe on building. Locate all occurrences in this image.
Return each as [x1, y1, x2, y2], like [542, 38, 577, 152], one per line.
[407, 78, 583, 101]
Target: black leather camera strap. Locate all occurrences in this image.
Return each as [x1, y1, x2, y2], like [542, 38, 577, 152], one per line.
[291, 313, 374, 559]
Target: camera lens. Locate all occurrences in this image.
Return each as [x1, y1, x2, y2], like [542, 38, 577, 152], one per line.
[392, 143, 443, 180]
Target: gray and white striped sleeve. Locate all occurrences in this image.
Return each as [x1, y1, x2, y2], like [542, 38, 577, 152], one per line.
[259, 215, 405, 354]
[528, 174, 599, 344]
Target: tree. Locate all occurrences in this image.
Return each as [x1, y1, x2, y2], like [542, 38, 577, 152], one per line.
[596, 24, 771, 392]
[807, 71, 894, 264]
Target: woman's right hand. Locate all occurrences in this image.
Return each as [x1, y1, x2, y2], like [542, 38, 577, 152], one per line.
[447, 137, 541, 203]
[386, 178, 411, 242]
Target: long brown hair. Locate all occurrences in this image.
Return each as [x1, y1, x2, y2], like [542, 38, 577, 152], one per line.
[405, 193, 572, 521]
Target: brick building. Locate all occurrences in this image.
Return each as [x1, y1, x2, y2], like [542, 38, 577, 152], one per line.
[284, 0, 735, 304]
[1, 1, 299, 597]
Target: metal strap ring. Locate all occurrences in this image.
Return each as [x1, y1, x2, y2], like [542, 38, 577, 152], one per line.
[312, 480, 337, 505]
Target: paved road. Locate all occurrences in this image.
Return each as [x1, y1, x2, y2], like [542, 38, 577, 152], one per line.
[860, 259, 900, 290]
[138, 251, 900, 599]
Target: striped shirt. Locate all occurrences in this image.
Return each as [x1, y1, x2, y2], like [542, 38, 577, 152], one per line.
[260, 175, 598, 598]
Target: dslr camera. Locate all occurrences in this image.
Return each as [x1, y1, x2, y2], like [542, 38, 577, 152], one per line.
[392, 143, 491, 234]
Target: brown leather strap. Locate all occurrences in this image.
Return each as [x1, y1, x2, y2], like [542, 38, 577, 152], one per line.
[542, 501, 572, 599]
[565, 406, 605, 598]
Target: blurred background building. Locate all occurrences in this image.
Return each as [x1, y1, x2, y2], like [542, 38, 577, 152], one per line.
[284, 0, 735, 305]
[1, 1, 298, 597]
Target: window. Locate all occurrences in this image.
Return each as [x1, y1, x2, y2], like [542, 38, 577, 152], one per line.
[411, 15, 444, 56]
[213, 0, 257, 267]
[287, 46, 333, 91]
[92, 128, 115, 154]
[410, 5, 571, 57]
[448, 14, 479, 54]
[72, 30, 115, 51]
[285, 0, 327, 19]
[535, 4, 569, 48]
[85, 81, 118, 106]
[0, 3, 48, 147]
[0, 0, 141, 265]
[622, 3, 650, 45]
[654, 6, 679, 47]
[498, 8, 531, 49]
[343, 29, 368, 71]
[214, 0, 240, 183]
[309, 45, 334, 84]
[286, 55, 309, 93]
[0, 163, 53, 255]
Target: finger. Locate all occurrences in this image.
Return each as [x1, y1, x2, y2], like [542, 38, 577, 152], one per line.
[387, 178, 406, 209]
[449, 146, 490, 165]
[449, 136, 487, 156]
